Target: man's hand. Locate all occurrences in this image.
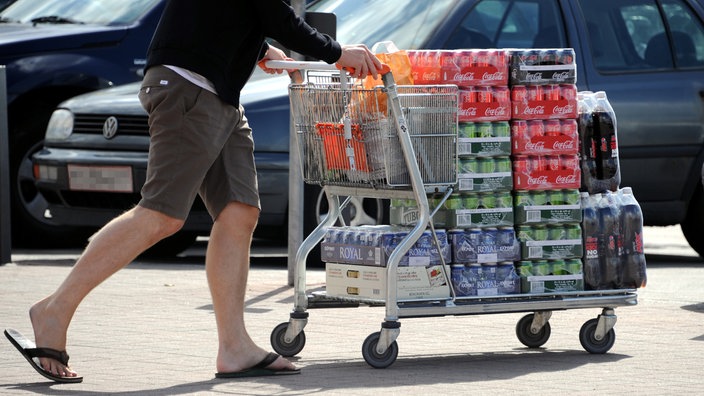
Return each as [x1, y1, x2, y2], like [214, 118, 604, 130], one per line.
[336, 44, 384, 79]
[258, 45, 294, 74]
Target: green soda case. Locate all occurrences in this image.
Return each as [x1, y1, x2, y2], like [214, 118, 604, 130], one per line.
[532, 260, 551, 276]
[533, 225, 549, 241]
[531, 190, 548, 206]
[550, 259, 568, 275]
[517, 261, 533, 276]
[477, 122, 493, 138]
[458, 157, 479, 173]
[514, 190, 533, 207]
[548, 189, 566, 205]
[443, 194, 465, 210]
[547, 224, 566, 240]
[565, 223, 582, 240]
[477, 157, 495, 173]
[462, 193, 480, 210]
[459, 122, 477, 138]
[517, 225, 534, 241]
[493, 121, 511, 137]
[566, 258, 583, 274]
[563, 189, 581, 205]
[495, 156, 512, 173]
[496, 191, 513, 208]
[478, 192, 497, 209]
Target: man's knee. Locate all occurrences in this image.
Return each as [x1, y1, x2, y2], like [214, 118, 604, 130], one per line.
[133, 205, 186, 238]
[217, 201, 259, 231]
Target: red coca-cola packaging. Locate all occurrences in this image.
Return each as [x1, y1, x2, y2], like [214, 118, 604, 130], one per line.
[409, 49, 508, 87]
[512, 84, 578, 120]
[509, 48, 577, 86]
[512, 119, 578, 155]
[513, 153, 581, 190]
[407, 50, 442, 84]
[458, 87, 511, 122]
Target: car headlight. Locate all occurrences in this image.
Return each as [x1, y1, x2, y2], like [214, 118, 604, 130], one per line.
[45, 109, 74, 141]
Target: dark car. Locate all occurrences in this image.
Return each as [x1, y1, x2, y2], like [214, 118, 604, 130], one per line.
[32, 0, 704, 257]
[0, 0, 166, 247]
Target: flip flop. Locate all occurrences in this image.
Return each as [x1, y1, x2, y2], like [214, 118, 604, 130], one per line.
[4, 328, 83, 383]
[215, 352, 301, 378]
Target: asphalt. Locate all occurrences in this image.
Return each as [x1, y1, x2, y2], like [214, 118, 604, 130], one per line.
[1, 226, 703, 395]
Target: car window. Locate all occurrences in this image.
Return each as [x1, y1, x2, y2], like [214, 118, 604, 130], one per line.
[309, 0, 456, 50]
[0, 0, 161, 25]
[445, 0, 567, 49]
[578, 0, 704, 72]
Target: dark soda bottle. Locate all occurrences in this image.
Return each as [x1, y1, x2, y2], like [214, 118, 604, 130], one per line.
[581, 192, 602, 290]
[578, 92, 599, 193]
[593, 91, 621, 191]
[598, 191, 622, 289]
[619, 187, 647, 288]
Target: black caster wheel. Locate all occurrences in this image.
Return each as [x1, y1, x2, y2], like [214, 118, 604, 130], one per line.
[516, 313, 551, 348]
[362, 332, 398, 369]
[579, 318, 615, 354]
[270, 322, 306, 357]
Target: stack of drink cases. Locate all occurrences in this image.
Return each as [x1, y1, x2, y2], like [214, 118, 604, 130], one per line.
[321, 48, 647, 300]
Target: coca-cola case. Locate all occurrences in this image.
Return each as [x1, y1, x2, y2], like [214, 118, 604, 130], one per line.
[458, 87, 512, 122]
[512, 84, 578, 120]
[509, 48, 577, 86]
[408, 49, 509, 87]
[511, 119, 579, 155]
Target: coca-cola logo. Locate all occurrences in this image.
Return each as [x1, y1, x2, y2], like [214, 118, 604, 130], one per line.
[522, 105, 545, 115]
[525, 72, 543, 82]
[482, 71, 505, 81]
[556, 174, 578, 184]
[552, 71, 572, 81]
[553, 140, 575, 150]
[458, 108, 477, 116]
[422, 71, 439, 81]
[525, 141, 546, 151]
[527, 175, 548, 185]
[553, 104, 575, 115]
[453, 72, 475, 82]
[485, 106, 507, 117]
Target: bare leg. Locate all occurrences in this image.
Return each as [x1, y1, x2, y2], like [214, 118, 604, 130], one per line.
[28, 206, 183, 378]
[207, 201, 296, 373]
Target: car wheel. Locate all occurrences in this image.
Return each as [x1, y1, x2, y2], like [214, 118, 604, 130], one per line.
[681, 184, 704, 258]
[303, 184, 388, 267]
[10, 116, 93, 248]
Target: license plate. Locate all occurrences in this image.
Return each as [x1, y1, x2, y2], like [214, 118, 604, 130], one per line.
[67, 165, 133, 193]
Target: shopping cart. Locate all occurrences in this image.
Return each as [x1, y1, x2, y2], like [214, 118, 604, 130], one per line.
[265, 60, 637, 368]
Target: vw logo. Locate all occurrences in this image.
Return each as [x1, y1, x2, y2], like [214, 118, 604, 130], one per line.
[103, 116, 119, 139]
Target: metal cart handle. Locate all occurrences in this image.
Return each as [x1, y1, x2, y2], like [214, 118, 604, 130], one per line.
[262, 60, 391, 75]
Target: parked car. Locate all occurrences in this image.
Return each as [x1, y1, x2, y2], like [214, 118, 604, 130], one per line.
[0, 0, 167, 248]
[32, 0, 704, 258]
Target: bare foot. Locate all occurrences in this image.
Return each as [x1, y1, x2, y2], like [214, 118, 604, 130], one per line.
[29, 300, 80, 379]
[216, 345, 297, 373]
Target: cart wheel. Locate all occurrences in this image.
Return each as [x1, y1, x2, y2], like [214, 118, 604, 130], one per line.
[515, 314, 551, 348]
[579, 318, 615, 354]
[362, 332, 398, 369]
[270, 322, 306, 357]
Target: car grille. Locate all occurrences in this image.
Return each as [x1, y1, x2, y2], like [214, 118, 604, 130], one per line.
[74, 114, 149, 135]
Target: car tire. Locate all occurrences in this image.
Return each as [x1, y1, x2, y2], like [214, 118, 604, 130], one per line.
[681, 184, 704, 258]
[303, 184, 388, 267]
[10, 107, 93, 249]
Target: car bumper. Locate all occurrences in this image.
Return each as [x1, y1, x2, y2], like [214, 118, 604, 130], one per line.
[33, 147, 289, 232]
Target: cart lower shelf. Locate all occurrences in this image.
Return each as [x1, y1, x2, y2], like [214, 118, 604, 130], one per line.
[270, 289, 637, 368]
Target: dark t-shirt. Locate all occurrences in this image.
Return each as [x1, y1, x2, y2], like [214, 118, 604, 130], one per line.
[145, 0, 342, 106]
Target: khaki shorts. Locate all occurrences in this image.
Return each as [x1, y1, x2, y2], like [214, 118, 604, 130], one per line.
[137, 66, 259, 221]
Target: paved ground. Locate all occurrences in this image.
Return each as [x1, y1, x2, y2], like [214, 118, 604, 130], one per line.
[1, 226, 703, 395]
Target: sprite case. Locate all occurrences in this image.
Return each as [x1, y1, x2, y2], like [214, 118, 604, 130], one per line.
[457, 121, 512, 157]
